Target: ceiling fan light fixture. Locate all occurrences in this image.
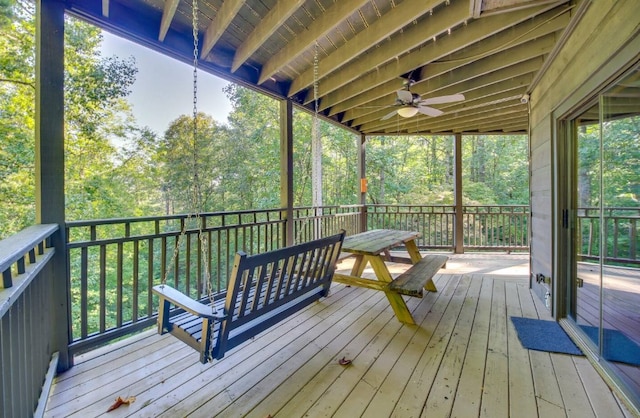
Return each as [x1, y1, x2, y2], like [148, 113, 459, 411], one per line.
[397, 106, 419, 118]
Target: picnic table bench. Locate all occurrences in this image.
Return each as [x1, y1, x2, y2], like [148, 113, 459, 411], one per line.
[153, 231, 345, 363]
[333, 229, 447, 324]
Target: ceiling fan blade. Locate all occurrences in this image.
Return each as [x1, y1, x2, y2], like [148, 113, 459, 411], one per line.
[380, 109, 399, 121]
[418, 105, 443, 117]
[419, 93, 465, 106]
[396, 89, 413, 103]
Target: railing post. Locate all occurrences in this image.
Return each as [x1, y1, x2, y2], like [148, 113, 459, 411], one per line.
[280, 99, 294, 246]
[359, 134, 367, 233]
[36, 0, 71, 371]
[454, 133, 464, 253]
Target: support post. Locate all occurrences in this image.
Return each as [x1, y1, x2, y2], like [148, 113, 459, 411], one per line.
[454, 133, 464, 254]
[280, 99, 294, 246]
[358, 134, 367, 233]
[36, 0, 71, 371]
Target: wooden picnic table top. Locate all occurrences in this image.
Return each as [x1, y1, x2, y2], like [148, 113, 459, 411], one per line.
[341, 229, 420, 256]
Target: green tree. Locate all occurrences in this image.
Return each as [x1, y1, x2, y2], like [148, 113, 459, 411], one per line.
[157, 113, 226, 213]
[0, 5, 154, 237]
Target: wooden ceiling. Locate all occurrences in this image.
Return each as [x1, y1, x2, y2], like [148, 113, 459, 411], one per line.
[66, 0, 574, 135]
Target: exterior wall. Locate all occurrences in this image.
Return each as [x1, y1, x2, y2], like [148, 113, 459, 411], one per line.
[529, 0, 640, 313]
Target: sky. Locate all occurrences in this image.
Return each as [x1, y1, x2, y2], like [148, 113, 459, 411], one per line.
[100, 31, 233, 135]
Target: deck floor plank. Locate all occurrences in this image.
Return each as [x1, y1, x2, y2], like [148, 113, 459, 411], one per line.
[280, 274, 452, 418]
[449, 275, 493, 418]
[505, 281, 538, 418]
[480, 279, 509, 418]
[242, 292, 399, 418]
[419, 274, 483, 417]
[156, 285, 380, 418]
[43, 254, 634, 418]
[331, 277, 457, 418]
[222, 289, 397, 418]
[360, 274, 456, 417]
[194, 289, 392, 417]
[389, 274, 471, 417]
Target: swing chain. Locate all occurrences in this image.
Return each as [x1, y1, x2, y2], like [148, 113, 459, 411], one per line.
[192, 0, 199, 142]
[191, 0, 215, 362]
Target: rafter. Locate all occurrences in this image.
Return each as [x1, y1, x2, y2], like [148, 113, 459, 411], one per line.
[302, 0, 469, 105]
[231, 0, 306, 73]
[257, 0, 370, 85]
[288, 0, 452, 97]
[345, 44, 547, 127]
[323, 5, 569, 115]
[200, 0, 244, 59]
[158, 0, 179, 42]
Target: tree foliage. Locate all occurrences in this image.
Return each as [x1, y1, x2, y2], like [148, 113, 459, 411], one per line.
[0, 2, 533, 241]
[0, 4, 156, 237]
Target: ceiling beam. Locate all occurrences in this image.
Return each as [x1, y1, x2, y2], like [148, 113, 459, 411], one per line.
[323, 4, 569, 115]
[231, 0, 306, 73]
[288, 0, 452, 98]
[257, 0, 370, 85]
[200, 0, 244, 59]
[422, 4, 570, 82]
[478, 0, 566, 17]
[460, 115, 529, 132]
[158, 0, 179, 42]
[304, 0, 470, 105]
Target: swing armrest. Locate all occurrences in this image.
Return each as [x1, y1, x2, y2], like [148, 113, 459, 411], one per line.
[153, 285, 224, 320]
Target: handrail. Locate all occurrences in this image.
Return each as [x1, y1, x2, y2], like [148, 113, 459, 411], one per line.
[0, 223, 59, 416]
[0, 223, 58, 295]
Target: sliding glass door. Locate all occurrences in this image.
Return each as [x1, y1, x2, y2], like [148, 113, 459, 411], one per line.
[568, 64, 640, 403]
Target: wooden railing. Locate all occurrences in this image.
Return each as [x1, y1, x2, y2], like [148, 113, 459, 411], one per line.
[367, 204, 456, 249]
[367, 204, 530, 251]
[0, 224, 58, 417]
[462, 205, 530, 250]
[577, 207, 640, 266]
[293, 205, 364, 242]
[65, 209, 286, 355]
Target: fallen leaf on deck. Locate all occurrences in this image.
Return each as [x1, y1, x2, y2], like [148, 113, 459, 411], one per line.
[338, 357, 352, 366]
[106, 396, 136, 412]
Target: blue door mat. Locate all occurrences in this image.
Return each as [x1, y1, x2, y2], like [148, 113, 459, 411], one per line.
[510, 317, 583, 355]
[579, 325, 640, 366]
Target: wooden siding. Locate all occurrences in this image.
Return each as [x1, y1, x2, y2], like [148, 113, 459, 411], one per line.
[529, 0, 640, 311]
[44, 255, 634, 417]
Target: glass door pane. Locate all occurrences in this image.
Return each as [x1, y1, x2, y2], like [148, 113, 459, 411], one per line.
[600, 66, 640, 396]
[573, 102, 602, 356]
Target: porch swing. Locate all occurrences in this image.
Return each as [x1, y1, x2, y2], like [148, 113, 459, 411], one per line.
[151, 0, 345, 364]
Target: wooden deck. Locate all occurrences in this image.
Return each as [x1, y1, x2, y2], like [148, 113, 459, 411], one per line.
[44, 254, 634, 418]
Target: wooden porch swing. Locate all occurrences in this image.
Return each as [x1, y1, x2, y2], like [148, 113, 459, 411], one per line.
[151, 0, 345, 364]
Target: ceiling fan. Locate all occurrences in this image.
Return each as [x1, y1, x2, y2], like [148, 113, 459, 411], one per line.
[380, 81, 465, 121]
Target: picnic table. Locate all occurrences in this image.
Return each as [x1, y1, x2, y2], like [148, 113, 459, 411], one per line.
[333, 229, 447, 324]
